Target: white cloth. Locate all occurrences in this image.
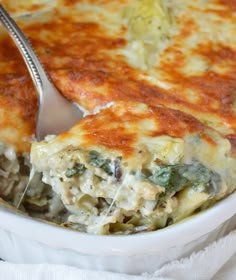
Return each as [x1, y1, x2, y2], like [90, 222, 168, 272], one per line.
[1, 229, 236, 280]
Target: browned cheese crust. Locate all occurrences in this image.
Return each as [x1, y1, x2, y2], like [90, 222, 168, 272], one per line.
[0, 0, 236, 153]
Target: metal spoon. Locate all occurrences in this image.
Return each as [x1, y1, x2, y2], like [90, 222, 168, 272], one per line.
[0, 4, 83, 140]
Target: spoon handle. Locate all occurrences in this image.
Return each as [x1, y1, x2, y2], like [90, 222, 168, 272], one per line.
[0, 4, 83, 142]
[0, 4, 50, 100]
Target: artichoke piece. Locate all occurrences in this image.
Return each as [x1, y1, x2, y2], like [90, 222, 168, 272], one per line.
[127, 0, 173, 43]
[124, 0, 174, 68]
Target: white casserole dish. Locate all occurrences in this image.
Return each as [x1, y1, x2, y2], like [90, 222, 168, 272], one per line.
[0, 191, 236, 274]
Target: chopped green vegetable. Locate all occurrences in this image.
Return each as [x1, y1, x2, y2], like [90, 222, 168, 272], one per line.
[180, 162, 221, 195]
[65, 163, 86, 178]
[144, 161, 220, 196]
[149, 165, 188, 193]
[89, 151, 113, 175]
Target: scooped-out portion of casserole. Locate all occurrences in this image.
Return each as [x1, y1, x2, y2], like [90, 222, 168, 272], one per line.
[0, 139, 68, 224]
[30, 101, 236, 234]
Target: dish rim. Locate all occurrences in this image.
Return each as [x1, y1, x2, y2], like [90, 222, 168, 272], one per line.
[0, 191, 236, 256]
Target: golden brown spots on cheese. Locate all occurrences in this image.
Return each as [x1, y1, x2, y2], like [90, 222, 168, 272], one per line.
[202, 45, 236, 63]
[0, 33, 38, 153]
[218, 0, 236, 10]
[0, 73, 37, 153]
[75, 101, 216, 156]
[1, 1, 51, 14]
[64, 0, 79, 5]
[0, 0, 236, 154]
[84, 128, 135, 156]
[149, 107, 205, 138]
[187, 71, 236, 108]
[73, 107, 138, 156]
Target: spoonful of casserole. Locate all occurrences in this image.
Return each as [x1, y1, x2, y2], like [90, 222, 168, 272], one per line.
[0, 4, 83, 140]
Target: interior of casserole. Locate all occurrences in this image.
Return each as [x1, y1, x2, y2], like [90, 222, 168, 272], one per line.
[0, 141, 68, 224]
[0, 126, 234, 235]
[38, 145, 223, 234]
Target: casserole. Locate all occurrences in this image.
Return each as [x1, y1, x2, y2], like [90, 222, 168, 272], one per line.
[0, 0, 236, 273]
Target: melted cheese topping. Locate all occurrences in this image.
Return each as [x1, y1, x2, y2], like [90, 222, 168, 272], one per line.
[1, 0, 55, 16]
[0, 0, 236, 155]
[31, 100, 234, 173]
